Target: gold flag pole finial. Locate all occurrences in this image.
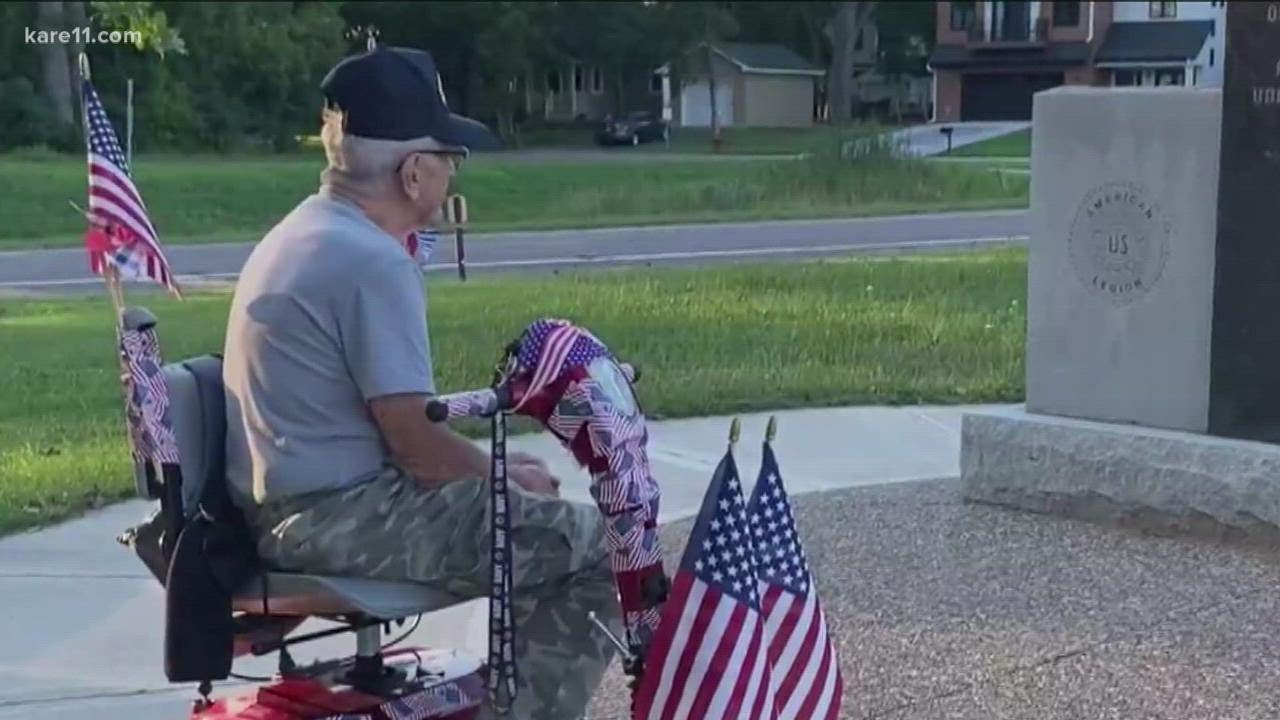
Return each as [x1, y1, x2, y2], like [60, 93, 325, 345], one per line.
[729, 417, 742, 448]
[766, 416, 778, 443]
[78, 52, 90, 81]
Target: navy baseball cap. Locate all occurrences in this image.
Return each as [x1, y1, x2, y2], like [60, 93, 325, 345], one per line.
[321, 45, 500, 152]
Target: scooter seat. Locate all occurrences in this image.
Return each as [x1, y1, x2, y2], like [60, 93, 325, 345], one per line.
[233, 572, 459, 619]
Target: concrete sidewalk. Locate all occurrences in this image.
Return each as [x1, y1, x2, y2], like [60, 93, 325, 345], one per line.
[0, 403, 983, 719]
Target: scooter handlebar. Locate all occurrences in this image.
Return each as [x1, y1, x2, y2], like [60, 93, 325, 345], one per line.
[424, 387, 507, 423]
[424, 362, 639, 423]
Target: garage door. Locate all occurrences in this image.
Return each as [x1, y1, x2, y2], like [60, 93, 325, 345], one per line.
[680, 81, 734, 127]
[961, 73, 1063, 121]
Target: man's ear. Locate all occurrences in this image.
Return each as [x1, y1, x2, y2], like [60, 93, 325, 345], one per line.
[400, 154, 422, 200]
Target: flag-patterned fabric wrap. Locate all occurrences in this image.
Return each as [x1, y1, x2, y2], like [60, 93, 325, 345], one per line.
[379, 676, 481, 720]
[438, 387, 501, 420]
[312, 672, 483, 720]
[120, 323, 180, 466]
[632, 450, 776, 720]
[82, 79, 179, 296]
[748, 442, 843, 720]
[509, 319, 664, 642]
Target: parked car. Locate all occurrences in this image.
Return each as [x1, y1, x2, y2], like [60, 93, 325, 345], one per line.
[594, 111, 670, 146]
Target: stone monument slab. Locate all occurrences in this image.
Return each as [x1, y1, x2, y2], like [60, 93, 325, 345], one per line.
[1025, 87, 1221, 433]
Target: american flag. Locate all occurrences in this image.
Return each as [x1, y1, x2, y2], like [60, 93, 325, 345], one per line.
[81, 79, 179, 296]
[405, 229, 439, 269]
[632, 449, 777, 720]
[747, 442, 842, 720]
[512, 319, 607, 412]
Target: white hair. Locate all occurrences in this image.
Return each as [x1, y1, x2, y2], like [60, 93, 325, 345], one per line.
[318, 109, 459, 201]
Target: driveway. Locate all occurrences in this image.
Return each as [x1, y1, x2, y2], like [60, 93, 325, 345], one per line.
[889, 121, 1030, 157]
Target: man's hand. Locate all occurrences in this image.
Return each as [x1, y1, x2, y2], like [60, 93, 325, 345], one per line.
[508, 451, 548, 471]
[508, 452, 561, 496]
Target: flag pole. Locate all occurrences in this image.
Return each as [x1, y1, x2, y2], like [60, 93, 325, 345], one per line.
[729, 417, 741, 449]
[766, 415, 778, 444]
[126, 78, 134, 167]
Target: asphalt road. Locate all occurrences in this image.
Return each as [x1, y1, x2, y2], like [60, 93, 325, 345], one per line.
[0, 210, 1028, 297]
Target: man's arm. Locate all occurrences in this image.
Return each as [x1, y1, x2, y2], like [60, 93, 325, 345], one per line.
[368, 393, 489, 488]
[341, 258, 557, 494]
[339, 257, 484, 488]
[369, 393, 564, 494]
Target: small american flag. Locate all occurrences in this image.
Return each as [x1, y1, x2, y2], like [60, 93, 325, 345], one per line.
[632, 449, 777, 720]
[405, 229, 439, 269]
[512, 319, 607, 411]
[748, 443, 842, 720]
[81, 78, 179, 296]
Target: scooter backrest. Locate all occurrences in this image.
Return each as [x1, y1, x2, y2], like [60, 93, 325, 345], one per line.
[160, 355, 227, 518]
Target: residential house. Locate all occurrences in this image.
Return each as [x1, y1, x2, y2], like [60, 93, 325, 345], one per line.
[659, 43, 825, 128]
[520, 64, 659, 123]
[1096, 1, 1225, 88]
[928, 1, 1227, 122]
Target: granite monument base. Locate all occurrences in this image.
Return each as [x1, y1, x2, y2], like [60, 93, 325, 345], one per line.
[961, 407, 1280, 545]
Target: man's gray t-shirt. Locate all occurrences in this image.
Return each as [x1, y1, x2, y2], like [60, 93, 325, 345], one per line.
[224, 188, 434, 505]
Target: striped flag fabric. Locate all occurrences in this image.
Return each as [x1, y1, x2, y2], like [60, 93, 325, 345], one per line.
[632, 448, 777, 720]
[120, 322, 181, 466]
[81, 78, 180, 296]
[378, 679, 480, 719]
[747, 442, 843, 720]
[512, 319, 605, 412]
[405, 229, 439, 269]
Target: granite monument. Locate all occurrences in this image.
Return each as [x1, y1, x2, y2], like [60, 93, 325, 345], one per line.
[962, 3, 1280, 541]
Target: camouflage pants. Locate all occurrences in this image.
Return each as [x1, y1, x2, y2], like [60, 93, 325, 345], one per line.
[247, 467, 622, 720]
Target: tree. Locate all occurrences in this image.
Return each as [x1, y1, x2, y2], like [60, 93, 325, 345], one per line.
[35, 1, 74, 130]
[24, 1, 184, 148]
[728, 1, 833, 68]
[90, 1, 185, 56]
[827, 1, 875, 124]
[340, 1, 496, 117]
[660, 2, 736, 146]
[151, 1, 343, 150]
[476, 3, 548, 143]
[874, 0, 934, 121]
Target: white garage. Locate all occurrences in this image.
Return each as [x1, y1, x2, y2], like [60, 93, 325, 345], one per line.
[665, 43, 822, 129]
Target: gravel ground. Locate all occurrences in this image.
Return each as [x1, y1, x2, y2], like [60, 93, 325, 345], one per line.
[587, 478, 1280, 719]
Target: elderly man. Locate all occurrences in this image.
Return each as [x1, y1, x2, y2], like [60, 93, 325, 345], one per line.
[222, 46, 620, 720]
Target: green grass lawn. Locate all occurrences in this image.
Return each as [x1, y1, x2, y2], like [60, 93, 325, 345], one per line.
[0, 146, 1029, 250]
[0, 250, 1028, 534]
[949, 128, 1032, 158]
